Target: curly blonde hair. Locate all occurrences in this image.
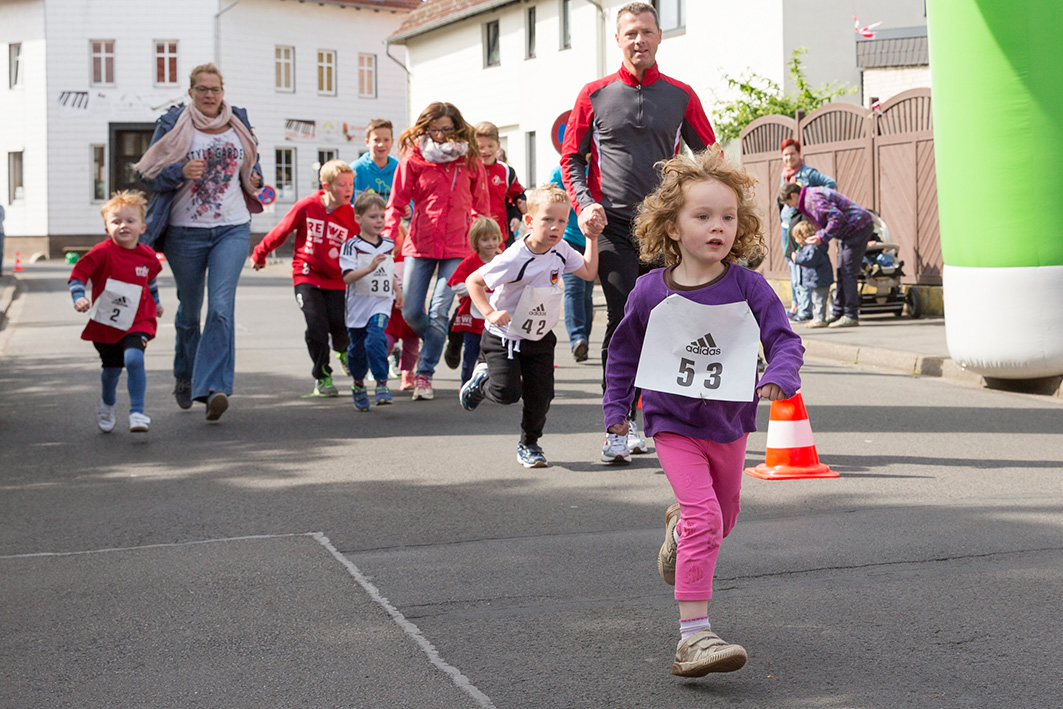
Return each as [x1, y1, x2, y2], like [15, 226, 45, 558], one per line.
[633, 146, 765, 268]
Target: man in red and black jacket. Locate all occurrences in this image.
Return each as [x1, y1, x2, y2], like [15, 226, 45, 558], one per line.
[560, 1, 715, 455]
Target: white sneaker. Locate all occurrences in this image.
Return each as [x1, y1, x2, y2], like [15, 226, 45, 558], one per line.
[96, 402, 116, 433]
[601, 433, 632, 464]
[129, 412, 151, 433]
[626, 418, 649, 454]
[412, 375, 434, 401]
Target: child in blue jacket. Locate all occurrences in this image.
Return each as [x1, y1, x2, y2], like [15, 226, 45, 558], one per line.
[790, 221, 834, 328]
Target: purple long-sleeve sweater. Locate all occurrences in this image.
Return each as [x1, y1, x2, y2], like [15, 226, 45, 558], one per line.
[798, 186, 872, 244]
[604, 264, 804, 443]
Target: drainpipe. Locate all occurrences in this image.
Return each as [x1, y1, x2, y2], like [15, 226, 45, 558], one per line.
[385, 40, 411, 127]
[214, 0, 241, 69]
[586, 0, 607, 77]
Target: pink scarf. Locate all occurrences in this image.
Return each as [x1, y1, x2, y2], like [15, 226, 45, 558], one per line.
[134, 101, 258, 195]
[782, 161, 803, 183]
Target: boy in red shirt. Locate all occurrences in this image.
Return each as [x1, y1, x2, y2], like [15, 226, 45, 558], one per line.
[252, 160, 356, 396]
[475, 122, 526, 243]
[69, 190, 163, 433]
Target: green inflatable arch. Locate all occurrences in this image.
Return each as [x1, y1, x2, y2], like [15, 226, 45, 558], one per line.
[930, 0, 1063, 377]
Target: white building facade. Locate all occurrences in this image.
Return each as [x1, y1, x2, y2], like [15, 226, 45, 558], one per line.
[388, 0, 928, 188]
[0, 0, 417, 256]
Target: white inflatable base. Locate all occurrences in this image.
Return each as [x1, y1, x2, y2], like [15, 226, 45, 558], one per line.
[944, 264, 1063, 378]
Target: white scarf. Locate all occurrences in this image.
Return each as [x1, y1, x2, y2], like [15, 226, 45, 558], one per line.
[419, 136, 468, 164]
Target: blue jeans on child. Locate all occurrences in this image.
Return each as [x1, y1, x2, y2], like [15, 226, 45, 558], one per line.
[460, 331, 481, 384]
[164, 222, 250, 400]
[401, 256, 461, 380]
[562, 271, 594, 349]
[787, 258, 812, 318]
[347, 313, 390, 383]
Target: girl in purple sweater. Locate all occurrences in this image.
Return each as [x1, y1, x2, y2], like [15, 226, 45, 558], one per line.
[603, 147, 804, 678]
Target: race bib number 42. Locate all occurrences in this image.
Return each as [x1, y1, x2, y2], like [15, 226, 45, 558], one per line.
[634, 295, 761, 402]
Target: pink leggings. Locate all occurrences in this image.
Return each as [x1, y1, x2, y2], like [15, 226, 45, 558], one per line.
[386, 335, 420, 372]
[654, 431, 749, 602]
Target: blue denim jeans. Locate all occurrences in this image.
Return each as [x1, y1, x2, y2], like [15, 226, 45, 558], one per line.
[787, 259, 812, 318]
[401, 256, 461, 379]
[562, 271, 594, 348]
[164, 222, 250, 400]
[460, 331, 482, 384]
[347, 313, 390, 383]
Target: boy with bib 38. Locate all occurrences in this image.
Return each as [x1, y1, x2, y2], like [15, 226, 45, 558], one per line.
[603, 147, 803, 677]
[460, 184, 598, 468]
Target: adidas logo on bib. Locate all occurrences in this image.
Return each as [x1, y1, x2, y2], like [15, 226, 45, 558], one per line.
[529, 303, 547, 316]
[112, 296, 130, 308]
[686, 332, 720, 356]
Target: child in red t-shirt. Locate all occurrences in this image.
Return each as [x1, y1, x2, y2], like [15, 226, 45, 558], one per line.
[447, 217, 503, 384]
[69, 191, 163, 434]
[252, 160, 356, 397]
[475, 122, 526, 243]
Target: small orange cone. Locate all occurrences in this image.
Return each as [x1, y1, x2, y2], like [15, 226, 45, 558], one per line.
[13, 251, 23, 272]
[745, 392, 837, 480]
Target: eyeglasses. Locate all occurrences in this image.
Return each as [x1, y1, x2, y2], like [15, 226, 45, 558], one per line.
[193, 86, 224, 95]
[427, 126, 455, 136]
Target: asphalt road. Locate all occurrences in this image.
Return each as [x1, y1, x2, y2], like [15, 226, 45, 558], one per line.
[2, 263, 1062, 708]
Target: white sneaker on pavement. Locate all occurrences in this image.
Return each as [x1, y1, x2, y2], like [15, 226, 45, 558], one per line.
[96, 401, 116, 433]
[601, 433, 632, 464]
[129, 412, 151, 433]
[626, 417, 648, 454]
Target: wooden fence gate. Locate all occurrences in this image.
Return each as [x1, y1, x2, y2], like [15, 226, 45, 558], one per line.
[740, 88, 940, 284]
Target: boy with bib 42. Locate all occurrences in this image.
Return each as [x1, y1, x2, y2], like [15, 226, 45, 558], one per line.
[460, 184, 598, 468]
[603, 148, 803, 677]
[69, 191, 164, 433]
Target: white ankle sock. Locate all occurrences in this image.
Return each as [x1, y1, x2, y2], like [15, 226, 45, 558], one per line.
[679, 616, 710, 639]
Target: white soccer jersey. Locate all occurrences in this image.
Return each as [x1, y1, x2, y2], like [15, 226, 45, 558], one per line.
[340, 235, 395, 328]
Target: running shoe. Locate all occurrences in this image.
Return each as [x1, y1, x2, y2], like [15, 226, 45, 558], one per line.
[626, 417, 649, 454]
[313, 375, 339, 397]
[412, 375, 434, 401]
[572, 338, 589, 363]
[389, 349, 402, 379]
[352, 384, 370, 412]
[517, 442, 548, 468]
[829, 316, 859, 328]
[672, 629, 747, 677]
[96, 401, 116, 433]
[459, 362, 489, 411]
[374, 383, 392, 406]
[601, 433, 632, 464]
[337, 351, 351, 377]
[400, 370, 415, 390]
[129, 412, 151, 433]
[658, 502, 680, 585]
[173, 379, 193, 410]
[444, 333, 462, 369]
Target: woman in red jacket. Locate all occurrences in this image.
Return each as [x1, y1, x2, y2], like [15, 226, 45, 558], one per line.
[384, 102, 490, 401]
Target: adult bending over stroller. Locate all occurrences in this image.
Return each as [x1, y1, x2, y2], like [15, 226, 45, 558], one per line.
[778, 183, 873, 328]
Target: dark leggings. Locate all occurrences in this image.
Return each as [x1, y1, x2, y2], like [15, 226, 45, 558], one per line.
[597, 218, 644, 420]
[294, 283, 349, 380]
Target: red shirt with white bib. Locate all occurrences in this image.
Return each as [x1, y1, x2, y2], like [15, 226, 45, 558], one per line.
[252, 190, 356, 290]
[69, 239, 163, 343]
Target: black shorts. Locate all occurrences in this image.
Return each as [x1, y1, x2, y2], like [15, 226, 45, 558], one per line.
[93, 331, 149, 368]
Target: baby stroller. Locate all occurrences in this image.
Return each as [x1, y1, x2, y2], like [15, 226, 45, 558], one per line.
[855, 212, 921, 318]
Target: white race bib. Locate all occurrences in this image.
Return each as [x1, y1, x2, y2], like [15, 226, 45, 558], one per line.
[354, 254, 395, 298]
[90, 277, 143, 331]
[634, 295, 761, 402]
[505, 285, 563, 341]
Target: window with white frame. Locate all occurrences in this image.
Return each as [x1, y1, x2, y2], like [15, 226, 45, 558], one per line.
[275, 148, 295, 200]
[358, 53, 376, 98]
[316, 149, 339, 187]
[655, 0, 685, 33]
[484, 20, 501, 67]
[9, 43, 24, 88]
[91, 145, 107, 201]
[275, 46, 294, 92]
[8, 151, 25, 202]
[317, 50, 336, 95]
[526, 6, 536, 59]
[90, 40, 115, 86]
[154, 40, 178, 86]
[560, 0, 571, 50]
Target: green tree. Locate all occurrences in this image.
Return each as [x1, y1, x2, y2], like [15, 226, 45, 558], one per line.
[712, 48, 856, 144]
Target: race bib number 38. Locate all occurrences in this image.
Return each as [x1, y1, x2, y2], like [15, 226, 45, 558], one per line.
[634, 295, 761, 402]
[354, 254, 395, 298]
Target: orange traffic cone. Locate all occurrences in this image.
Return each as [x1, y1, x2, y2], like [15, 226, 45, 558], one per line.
[745, 392, 837, 480]
[13, 251, 23, 272]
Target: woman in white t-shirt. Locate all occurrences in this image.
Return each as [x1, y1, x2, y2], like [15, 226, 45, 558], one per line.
[136, 63, 262, 422]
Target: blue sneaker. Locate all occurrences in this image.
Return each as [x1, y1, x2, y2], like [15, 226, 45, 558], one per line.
[517, 442, 548, 468]
[351, 384, 370, 412]
[459, 362, 489, 411]
[374, 383, 392, 406]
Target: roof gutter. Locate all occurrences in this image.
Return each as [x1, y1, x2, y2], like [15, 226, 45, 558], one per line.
[384, 39, 411, 127]
[389, 0, 520, 44]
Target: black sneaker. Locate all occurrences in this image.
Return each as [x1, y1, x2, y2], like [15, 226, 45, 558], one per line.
[459, 362, 489, 411]
[572, 338, 589, 362]
[174, 379, 193, 410]
[444, 332, 462, 369]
